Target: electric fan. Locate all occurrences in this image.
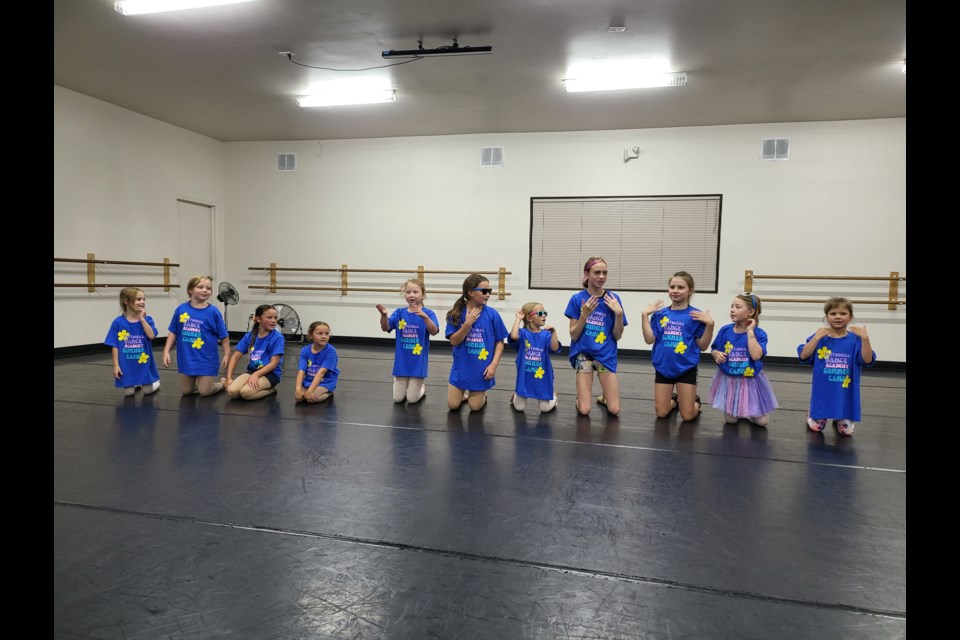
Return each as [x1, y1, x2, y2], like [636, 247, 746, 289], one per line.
[216, 282, 240, 328]
[273, 304, 303, 342]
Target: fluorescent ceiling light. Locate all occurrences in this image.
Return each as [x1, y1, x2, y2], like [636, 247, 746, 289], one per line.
[297, 90, 397, 107]
[114, 0, 255, 16]
[564, 72, 687, 92]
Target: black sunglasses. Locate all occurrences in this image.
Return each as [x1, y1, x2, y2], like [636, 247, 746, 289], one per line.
[472, 288, 493, 295]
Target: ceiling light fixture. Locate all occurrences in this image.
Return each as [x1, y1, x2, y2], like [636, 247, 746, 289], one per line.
[114, 0, 255, 15]
[382, 38, 492, 59]
[564, 72, 687, 92]
[297, 90, 397, 108]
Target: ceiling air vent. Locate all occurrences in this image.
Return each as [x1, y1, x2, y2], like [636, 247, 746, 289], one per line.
[277, 152, 297, 172]
[760, 138, 789, 161]
[481, 146, 503, 167]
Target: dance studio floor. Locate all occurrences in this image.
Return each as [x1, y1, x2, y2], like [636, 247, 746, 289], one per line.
[54, 342, 906, 639]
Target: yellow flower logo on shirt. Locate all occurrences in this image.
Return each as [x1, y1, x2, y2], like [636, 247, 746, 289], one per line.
[744, 366, 755, 377]
[138, 353, 150, 364]
[595, 331, 606, 344]
[534, 367, 545, 379]
[659, 316, 669, 328]
[398, 319, 407, 330]
[817, 346, 831, 360]
[674, 342, 687, 354]
[191, 338, 204, 349]
[179, 312, 190, 323]
[525, 340, 531, 349]
[478, 348, 489, 361]
[724, 341, 733, 353]
[307, 359, 313, 367]
[412, 343, 422, 355]
[117, 329, 130, 341]
[842, 376, 851, 388]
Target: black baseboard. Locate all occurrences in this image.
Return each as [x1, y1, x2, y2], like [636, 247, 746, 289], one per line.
[55, 335, 906, 372]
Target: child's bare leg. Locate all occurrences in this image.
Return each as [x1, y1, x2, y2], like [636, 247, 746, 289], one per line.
[447, 384, 466, 410]
[467, 390, 487, 412]
[575, 371, 594, 415]
[676, 382, 700, 421]
[178, 374, 198, 396]
[306, 386, 332, 403]
[654, 383, 675, 417]
[597, 372, 621, 415]
[240, 376, 274, 400]
[197, 375, 225, 397]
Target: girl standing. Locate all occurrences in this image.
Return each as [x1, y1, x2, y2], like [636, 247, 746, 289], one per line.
[564, 257, 627, 416]
[295, 321, 339, 404]
[162, 275, 230, 396]
[225, 304, 285, 400]
[375, 278, 440, 403]
[798, 297, 876, 435]
[104, 287, 161, 396]
[445, 274, 508, 412]
[509, 302, 561, 413]
[641, 271, 714, 421]
[708, 293, 778, 426]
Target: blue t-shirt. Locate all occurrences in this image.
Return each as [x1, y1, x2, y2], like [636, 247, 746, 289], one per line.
[564, 290, 628, 372]
[387, 307, 438, 378]
[649, 306, 706, 378]
[167, 303, 228, 377]
[798, 332, 876, 421]
[711, 323, 768, 377]
[104, 315, 160, 388]
[298, 343, 339, 391]
[509, 328, 561, 401]
[444, 306, 509, 391]
[235, 329, 285, 381]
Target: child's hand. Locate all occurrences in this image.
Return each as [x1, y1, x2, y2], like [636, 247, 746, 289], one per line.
[246, 375, 261, 389]
[295, 387, 304, 401]
[162, 352, 171, 368]
[712, 350, 727, 364]
[745, 318, 757, 332]
[515, 309, 525, 321]
[464, 306, 481, 326]
[482, 363, 498, 380]
[691, 309, 714, 326]
[545, 325, 556, 333]
[114, 365, 123, 380]
[376, 304, 387, 314]
[408, 301, 425, 315]
[580, 295, 600, 317]
[602, 293, 623, 316]
[644, 299, 664, 315]
[849, 325, 869, 339]
[225, 376, 234, 388]
[138, 307, 147, 321]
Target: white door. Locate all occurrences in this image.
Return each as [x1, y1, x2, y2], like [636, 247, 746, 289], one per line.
[176, 199, 219, 322]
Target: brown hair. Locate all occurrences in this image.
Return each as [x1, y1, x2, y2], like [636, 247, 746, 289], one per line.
[823, 297, 854, 316]
[446, 274, 489, 326]
[735, 293, 762, 325]
[581, 256, 607, 287]
[118, 287, 144, 313]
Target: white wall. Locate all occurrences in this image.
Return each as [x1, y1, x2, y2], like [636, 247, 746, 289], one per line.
[54, 83, 905, 361]
[54, 86, 225, 348]
[223, 120, 906, 361]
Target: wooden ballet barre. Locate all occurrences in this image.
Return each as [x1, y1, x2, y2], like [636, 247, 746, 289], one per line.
[54, 253, 179, 293]
[248, 263, 512, 300]
[743, 270, 905, 310]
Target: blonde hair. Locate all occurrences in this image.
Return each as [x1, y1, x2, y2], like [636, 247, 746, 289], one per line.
[735, 293, 762, 325]
[824, 297, 854, 316]
[520, 302, 542, 329]
[401, 278, 427, 297]
[185, 275, 213, 297]
[118, 287, 144, 313]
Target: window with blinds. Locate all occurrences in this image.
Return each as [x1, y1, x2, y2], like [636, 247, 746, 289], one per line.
[529, 195, 722, 292]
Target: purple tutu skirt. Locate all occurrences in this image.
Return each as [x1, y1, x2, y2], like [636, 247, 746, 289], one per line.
[709, 370, 779, 418]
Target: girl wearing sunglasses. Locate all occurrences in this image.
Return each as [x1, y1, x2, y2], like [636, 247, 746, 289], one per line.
[564, 256, 628, 416]
[508, 302, 561, 412]
[445, 274, 509, 411]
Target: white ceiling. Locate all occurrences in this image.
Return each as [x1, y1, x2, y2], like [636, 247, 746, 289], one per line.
[54, 0, 906, 142]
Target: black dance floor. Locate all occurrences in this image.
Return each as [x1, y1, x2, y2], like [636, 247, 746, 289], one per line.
[54, 343, 906, 639]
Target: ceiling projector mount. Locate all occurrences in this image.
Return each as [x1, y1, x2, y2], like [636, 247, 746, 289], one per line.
[382, 38, 492, 59]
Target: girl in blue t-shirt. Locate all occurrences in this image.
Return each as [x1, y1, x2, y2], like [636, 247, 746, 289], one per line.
[225, 304, 285, 400]
[375, 278, 440, 404]
[564, 256, 627, 416]
[509, 302, 561, 413]
[104, 287, 161, 396]
[798, 297, 876, 436]
[295, 321, 339, 404]
[162, 275, 231, 396]
[640, 271, 714, 422]
[444, 274, 508, 412]
[708, 293, 778, 426]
